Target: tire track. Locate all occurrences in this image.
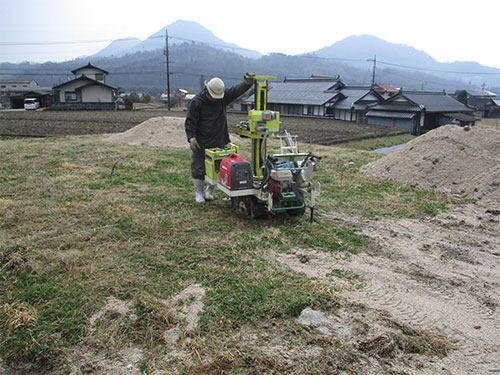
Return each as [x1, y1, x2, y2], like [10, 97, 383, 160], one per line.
[273, 207, 500, 374]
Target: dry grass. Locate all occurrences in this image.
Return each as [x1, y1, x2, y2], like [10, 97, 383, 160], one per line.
[478, 117, 500, 128]
[2, 302, 38, 332]
[0, 133, 455, 373]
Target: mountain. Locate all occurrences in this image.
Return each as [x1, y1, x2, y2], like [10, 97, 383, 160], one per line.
[311, 35, 500, 87]
[93, 20, 262, 59]
[313, 35, 438, 69]
[3, 26, 499, 95]
[92, 37, 141, 58]
[3, 43, 474, 96]
[90, 26, 500, 88]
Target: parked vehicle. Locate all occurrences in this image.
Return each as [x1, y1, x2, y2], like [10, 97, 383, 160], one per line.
[24, 98, 40, 110]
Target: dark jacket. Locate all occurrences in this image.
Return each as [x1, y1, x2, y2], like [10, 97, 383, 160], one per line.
[185, 82, 251, 149]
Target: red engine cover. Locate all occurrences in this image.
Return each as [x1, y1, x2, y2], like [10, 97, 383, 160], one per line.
[267, 178, 281, 198]
[220, 153, 253, 190]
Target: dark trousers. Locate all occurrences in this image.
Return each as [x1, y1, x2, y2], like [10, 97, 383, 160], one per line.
[191, 148, 205, 180]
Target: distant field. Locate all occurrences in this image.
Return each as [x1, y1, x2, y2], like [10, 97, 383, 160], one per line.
[0, 109, 408, 148]
[227, 113, 408, 146]
[0, 109, 174, 137]
[478, 117, 500, 128]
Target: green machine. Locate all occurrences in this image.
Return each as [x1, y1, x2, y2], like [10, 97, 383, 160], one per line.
[205, 75, 321, 221]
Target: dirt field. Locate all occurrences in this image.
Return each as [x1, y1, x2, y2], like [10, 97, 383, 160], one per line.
[0, 109, 406, 145]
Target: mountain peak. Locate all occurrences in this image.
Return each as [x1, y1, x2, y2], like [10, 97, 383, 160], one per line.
[93, 19, 261, 59]
[314, 34, 438, 68]
[92, 37, 141, 58]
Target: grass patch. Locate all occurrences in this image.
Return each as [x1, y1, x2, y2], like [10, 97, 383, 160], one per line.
[0, 134, 455, 370]
[0, 271, 87, 366]
[336, 133, 416, 151]
[314, 147, 455, 218]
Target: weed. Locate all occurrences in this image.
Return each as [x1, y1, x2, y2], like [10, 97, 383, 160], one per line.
[384, 319, 453, 357]
[280, 221, 364, 253]
[0, 271, 87, 366]
[327, 268, 360, 280]
[0, 132, 455, 371]
[0, 245, 30, 274]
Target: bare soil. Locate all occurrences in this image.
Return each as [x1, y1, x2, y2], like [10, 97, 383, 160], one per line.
[275, 203, 500, 374]
[271, 124, 500, 374]
[61, 285, 207, 375]
[0, 110, 405, 144]
[361, 124, 500, 209]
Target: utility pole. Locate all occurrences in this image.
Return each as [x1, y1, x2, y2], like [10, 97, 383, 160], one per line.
[371, 55, 377, 88]
[164, 30, 171, 110]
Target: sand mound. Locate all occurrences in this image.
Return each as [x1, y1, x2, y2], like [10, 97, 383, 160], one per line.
[362, 125, 500, 208]
[106, 116, 188, 148]
[106, 116, 239, 148]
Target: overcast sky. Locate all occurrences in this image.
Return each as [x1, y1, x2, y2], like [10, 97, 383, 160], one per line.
[1, 0, 499, 69]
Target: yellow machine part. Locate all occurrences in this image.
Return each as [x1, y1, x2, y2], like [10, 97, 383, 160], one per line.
[205, 144, 240, 181]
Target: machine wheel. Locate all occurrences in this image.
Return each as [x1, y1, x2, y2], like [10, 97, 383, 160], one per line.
[231, 197, 248, 214]
[249, 197, 268, 219]
[287, 201, 306, 216]
[230, 197, 240, 210]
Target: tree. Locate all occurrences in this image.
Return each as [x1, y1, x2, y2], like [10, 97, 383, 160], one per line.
[141, 93, 151, 103]
[129, 92, 140, 103]
[455, 90, 468, 105]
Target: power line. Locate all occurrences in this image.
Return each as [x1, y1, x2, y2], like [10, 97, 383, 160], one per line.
[167, 35, 260, 54]
[0, 70, 167, 76]
[298, 54, 368, 63]
[0, 39, 114, 46]
[0, 33, 261, 54]
[1, 34, 499, 77]
[371, 59, 500, 75]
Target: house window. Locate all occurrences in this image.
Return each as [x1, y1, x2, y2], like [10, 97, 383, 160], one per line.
[291, 105, 301, 115]
[0, 85, 5, 88]
[23, 85, 28, 87]
[65, 91, 77, 101]
[307, 105, 314, 115]
[95, 73, 104, 81]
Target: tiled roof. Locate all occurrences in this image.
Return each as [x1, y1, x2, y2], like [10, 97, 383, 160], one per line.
[443, 113, 476, 122]
[334, 87, 377, 110]
[467, 88, 497, 97]
[268, 80, 339, 106]
[366, 111, 417, 119]
[374, 83, 399, 92]
[370, 91, 473, 113]
[53, 75, 116, 90]
[71, 63, 109, 75]
[405, 91, 472, 112]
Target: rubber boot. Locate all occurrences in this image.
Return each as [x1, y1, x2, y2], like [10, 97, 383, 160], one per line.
[193, 179, 205, 203]
[205, 184, 215, 201]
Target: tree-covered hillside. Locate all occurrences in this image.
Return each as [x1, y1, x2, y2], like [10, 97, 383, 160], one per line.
[0, 43, 479, 95]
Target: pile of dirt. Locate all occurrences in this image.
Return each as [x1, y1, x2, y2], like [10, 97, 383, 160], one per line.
[362, 125, 500, 207]
[106, 116, 188, 148]
[105, 116, 240, 149]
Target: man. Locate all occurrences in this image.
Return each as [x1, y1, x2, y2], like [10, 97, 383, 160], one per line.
[185, 73, 255, 203]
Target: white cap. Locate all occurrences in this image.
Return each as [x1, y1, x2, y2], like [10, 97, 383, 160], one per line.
[205, 77, 225, 99]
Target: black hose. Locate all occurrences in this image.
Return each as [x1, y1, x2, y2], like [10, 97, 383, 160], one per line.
[257, 128, 271, 189]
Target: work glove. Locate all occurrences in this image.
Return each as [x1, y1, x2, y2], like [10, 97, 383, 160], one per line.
[189, 137, 200, 152]
[244, 73, 256, 85]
